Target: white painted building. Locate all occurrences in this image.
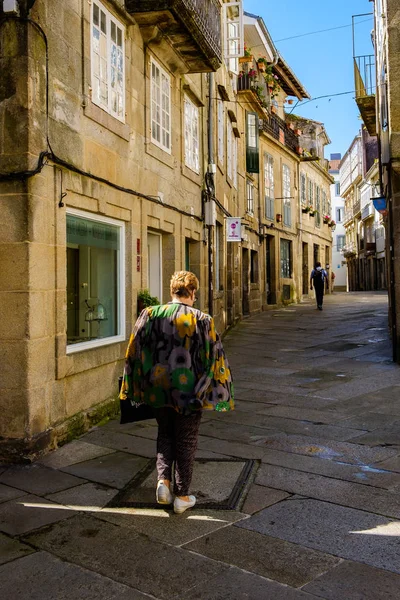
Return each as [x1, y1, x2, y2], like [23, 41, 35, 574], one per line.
[329, 153, 347, 290]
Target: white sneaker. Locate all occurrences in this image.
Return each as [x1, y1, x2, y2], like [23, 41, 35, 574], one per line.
[174, 495, 196, 514]
[156, 481, 173, 505]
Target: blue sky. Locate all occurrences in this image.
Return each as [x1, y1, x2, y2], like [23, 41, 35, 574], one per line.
[244, 0, 374, 158]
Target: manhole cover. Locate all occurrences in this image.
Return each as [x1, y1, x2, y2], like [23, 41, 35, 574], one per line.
[108, 459, 258, 511]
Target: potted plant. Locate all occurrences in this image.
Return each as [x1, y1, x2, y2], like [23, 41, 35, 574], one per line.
[329, 219, 336, 228]
[239, 44, 253, 63]
[309, 209, 316, 217]
[257, 57, 267, 72]
[287, 99, 294, 105]
[323, 215, 331, 224]
[137, 289, 159, 313]
[302, 205, 311, 214]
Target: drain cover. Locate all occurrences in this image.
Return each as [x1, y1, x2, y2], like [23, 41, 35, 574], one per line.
[108, 458, 258, 510]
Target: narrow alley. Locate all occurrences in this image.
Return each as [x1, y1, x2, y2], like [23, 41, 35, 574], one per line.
[1, 292, 400, 599]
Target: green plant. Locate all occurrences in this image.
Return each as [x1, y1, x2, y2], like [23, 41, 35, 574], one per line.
[137, 289, 159, 309]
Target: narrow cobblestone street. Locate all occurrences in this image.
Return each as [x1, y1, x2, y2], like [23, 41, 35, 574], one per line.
[1, 292, 400, 599]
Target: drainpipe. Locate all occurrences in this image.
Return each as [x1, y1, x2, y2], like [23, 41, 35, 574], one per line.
[206, 72, 215, 317]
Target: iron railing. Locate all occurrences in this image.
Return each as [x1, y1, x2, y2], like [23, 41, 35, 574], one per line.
[126, 0, 222, 63]
[354, 55, 375, 98]
[261, 114, 300, 154]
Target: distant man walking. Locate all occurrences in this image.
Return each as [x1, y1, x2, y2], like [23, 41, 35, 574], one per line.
[310, 262, 328, 310]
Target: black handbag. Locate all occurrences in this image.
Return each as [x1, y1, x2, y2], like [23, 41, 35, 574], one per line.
[119, 376, 154, 424]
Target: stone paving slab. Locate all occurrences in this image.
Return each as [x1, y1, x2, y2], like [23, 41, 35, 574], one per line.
[238, 498, 400, 574]
[199, 420, 278, 444]
[0, 531, 34, 565]
[187, 566, 320, 600]
[96, 507, 247, 546]
[255, 463, 400, 518]
[241, 484, 291, 514]
[23, 514, 229, 600]
[336, 412, 400, 431]
[302, 559, 400, 600]
[374, 454, 400, 472]
[255, 432, 399, 464]
[0, 464, 86, 496]
[196, 436, 266, 460]
[46, 482, 119, 510]
[0, 494, 73, 535]
[261, 448, 400, 490]
[183, 522, 340, 588]
[112, 458, 248, 509]
[83, 428, 156, 457]
[258, 405, 350, 425]
[0, 551, 148, 599]
[38, 440, 116, 469]
[347, 425, 400, 447]
[208, 411, 365, 442]
[0, 483, 26, 504]
[60, 452, 148, 489]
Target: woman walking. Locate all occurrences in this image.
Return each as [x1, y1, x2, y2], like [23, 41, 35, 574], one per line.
[119, 271, 234, 514]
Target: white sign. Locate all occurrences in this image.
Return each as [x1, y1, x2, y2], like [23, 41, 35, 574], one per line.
[226, 217, 241, 242]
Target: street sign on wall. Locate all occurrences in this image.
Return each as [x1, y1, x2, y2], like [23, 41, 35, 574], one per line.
[226, 217, 241, 242]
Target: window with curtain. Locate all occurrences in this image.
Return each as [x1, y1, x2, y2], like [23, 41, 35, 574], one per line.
[184, 95, 200, 173]
[300, 173, 306, 205]
[280, 239, 292, 278]
[151, 59, 171, 152]
[264, 153, 274, 220]
[316, 186, 321, 227]
[246, 179, 254, 214]
[308, 179, 314, 206]
[217, 99, 224, 165]
[91, 1, 125, 120]
[282, 164, 291, 226]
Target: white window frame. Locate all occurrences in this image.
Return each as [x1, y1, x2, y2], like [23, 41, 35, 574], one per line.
[222, 1, 244, 75]
[227, 122, 233, 181]
[150, 58, 172, 153]
[232, 132, 238, 189]
[300, 173, 306, 205]
[184, 95, 200, 173]
[217, 99, 225, 165]
[66, 208, 126, 354]
[282, 164, 291, 226]
[246, 178, 254, 214]
[264, 153, 274, 220]
[90, 1, 125, 121]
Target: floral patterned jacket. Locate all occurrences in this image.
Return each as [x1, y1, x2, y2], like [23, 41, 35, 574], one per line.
[119, 302, 234, 415]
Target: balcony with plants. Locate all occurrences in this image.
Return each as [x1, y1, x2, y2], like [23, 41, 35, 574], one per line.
[125, 0, 222, 72]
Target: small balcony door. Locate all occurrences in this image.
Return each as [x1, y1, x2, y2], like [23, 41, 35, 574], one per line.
[148, 232, 162, 303]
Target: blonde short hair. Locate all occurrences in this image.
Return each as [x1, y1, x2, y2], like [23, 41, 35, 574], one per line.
[170, 271, 199, 298]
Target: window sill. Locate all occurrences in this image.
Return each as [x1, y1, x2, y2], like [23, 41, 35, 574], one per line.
[66, 334, 126, 355]
[145, 142, 175, 169]
[84, 101, 130, 142]
[181, 164, 202, 185]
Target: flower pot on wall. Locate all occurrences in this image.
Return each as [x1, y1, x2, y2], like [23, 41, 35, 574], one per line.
[239, 55, 253, 64]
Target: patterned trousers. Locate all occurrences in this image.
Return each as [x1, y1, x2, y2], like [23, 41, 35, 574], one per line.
[154, 406, 202, 496]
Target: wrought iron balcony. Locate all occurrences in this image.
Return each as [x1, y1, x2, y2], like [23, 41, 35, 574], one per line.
[260, 114, 301, 155]
[343, 241, 357, 258]
[353, 199, 361, 216]
[125, 0, 222, 72]
[354, 55, 376, 135]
